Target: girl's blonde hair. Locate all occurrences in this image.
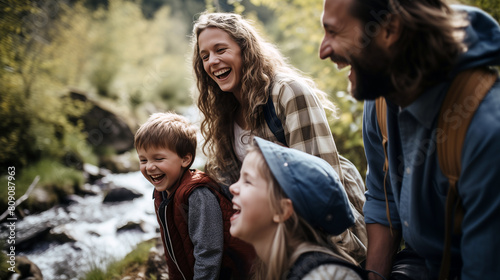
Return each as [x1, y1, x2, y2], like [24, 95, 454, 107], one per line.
[191, 12, 335, 185]
[247, 145, 355, 280]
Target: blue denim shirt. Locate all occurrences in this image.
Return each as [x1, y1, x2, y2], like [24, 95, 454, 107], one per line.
[362, 5, 500, 280]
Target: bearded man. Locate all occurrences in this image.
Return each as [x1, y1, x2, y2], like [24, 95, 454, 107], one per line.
[319, 0, 500, 279]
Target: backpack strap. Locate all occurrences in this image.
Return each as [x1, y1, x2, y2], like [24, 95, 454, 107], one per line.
[263, 85, 287, 146]
[287, 251, 369, 280]
[437, 67, 498, 280]
[375, 97, 393, 235]
[374, 67, 498, 280]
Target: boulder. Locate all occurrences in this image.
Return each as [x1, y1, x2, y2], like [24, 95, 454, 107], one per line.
[117, 221, 146, 233]
[60, 194, 84, 205]
[16, 256, 43, 280]
[83, 163, 111, 183]
[48, 225, 77, 244]
[76, 183, 99, 196]
[68, 91, 135, 155]
[103, 187, 143, 203]
[13, 225, 52, 251]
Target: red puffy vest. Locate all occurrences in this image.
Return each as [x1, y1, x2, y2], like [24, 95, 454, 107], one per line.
[153, 169, 256, 279]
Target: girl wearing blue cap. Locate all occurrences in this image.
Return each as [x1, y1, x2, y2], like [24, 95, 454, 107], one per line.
[229, 137, 367, 280]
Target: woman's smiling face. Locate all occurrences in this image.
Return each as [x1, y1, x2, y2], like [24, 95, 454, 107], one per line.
[198, 27, 243, 98]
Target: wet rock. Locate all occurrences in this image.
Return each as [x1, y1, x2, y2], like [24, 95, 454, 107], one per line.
[83, 163, 111, 183]
[88, 230, 101, 237]
[16, 256, 43, 280]
[14, 225, 52, 251]
[95, 179, 116, 191]
[117, 221, 146, 233]
[78, 183, 100, 196]
[48, 225, 77, 244]
[103, 187, 143, 203]
[60, 194, 84, 205]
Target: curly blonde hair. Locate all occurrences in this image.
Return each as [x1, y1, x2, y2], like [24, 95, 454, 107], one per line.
[191, 12, 335, 184]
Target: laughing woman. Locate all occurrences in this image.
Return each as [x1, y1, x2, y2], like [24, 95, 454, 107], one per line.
[191, 12, 368, 263]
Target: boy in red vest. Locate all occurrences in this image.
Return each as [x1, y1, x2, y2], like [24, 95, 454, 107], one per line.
[135, 112, 255, 280]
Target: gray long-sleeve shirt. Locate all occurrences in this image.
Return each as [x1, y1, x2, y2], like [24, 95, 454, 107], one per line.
[188, 187, 224, 280]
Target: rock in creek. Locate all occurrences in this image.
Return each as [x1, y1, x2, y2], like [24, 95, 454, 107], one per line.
[103, 187, 143, 203]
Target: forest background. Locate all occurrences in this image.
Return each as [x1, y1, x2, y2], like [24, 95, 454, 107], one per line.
[0, 0, 498, 278]
[1, 0, 498, 237]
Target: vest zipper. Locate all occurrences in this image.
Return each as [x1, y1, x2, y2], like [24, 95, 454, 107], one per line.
[159, 201, 187, 280]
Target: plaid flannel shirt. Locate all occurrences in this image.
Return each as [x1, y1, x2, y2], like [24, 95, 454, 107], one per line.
[254, 74, 368, 262]
[255, 74, 366, 209]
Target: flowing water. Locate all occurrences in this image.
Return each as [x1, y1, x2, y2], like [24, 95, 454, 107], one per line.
[1, 106, 208, 280]
[1, 171, 159, 280]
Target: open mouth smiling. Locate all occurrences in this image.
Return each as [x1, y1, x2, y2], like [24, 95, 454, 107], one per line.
[231, 202, 241, 221]
[214, 68, 231, 79]
[150, 174, 165, 182]
[335, 62, 350, 70]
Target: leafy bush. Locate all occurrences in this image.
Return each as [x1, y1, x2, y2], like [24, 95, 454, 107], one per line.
[0, 251, 13, 280]
[0, 159, 84, 214]
[1, 0, 194, 183]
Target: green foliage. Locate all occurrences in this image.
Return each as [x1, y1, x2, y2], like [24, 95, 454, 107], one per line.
[79, 0, 194, 123]
[1, 0, 196, 181]
[80, 238, 156, 280]
[459, 0, 500, 22]
[328, 93, 366, 176]
[0, 85, 31, 168]
[0, 0, 95, 171]
[0, 159, 85, 214]
[0, 251, 13, 280]
[0, 86, 92, 170]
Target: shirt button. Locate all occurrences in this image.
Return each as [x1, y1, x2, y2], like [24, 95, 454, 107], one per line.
[404, 221, 409, 227]
[406, 167, 411, 174]
[325, 214, 333, 221]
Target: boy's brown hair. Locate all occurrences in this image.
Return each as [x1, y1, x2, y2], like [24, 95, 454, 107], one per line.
[134, 112, 197, 168]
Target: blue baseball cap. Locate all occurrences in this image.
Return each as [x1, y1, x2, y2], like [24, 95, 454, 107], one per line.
[253, 137, 354, 235]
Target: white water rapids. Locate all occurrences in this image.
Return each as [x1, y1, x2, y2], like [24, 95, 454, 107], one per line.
[2, 171, 158, 280]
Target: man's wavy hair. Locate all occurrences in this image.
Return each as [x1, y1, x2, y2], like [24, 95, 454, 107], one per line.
[191, 12, 335, 185]
[351, 0, 468, 93]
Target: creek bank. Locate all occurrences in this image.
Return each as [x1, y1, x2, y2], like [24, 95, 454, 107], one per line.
[0, 170, 159, 280]
[114, 237, 169, 280]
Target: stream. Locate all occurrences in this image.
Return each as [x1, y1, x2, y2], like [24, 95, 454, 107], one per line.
[1, 171, 159, 280]
[0, 106, 208, 280]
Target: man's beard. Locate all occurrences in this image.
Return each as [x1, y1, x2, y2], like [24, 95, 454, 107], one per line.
[349, 41, 395, 101]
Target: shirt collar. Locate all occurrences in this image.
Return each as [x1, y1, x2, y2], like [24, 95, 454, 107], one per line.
[401, 81, 449, 130]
